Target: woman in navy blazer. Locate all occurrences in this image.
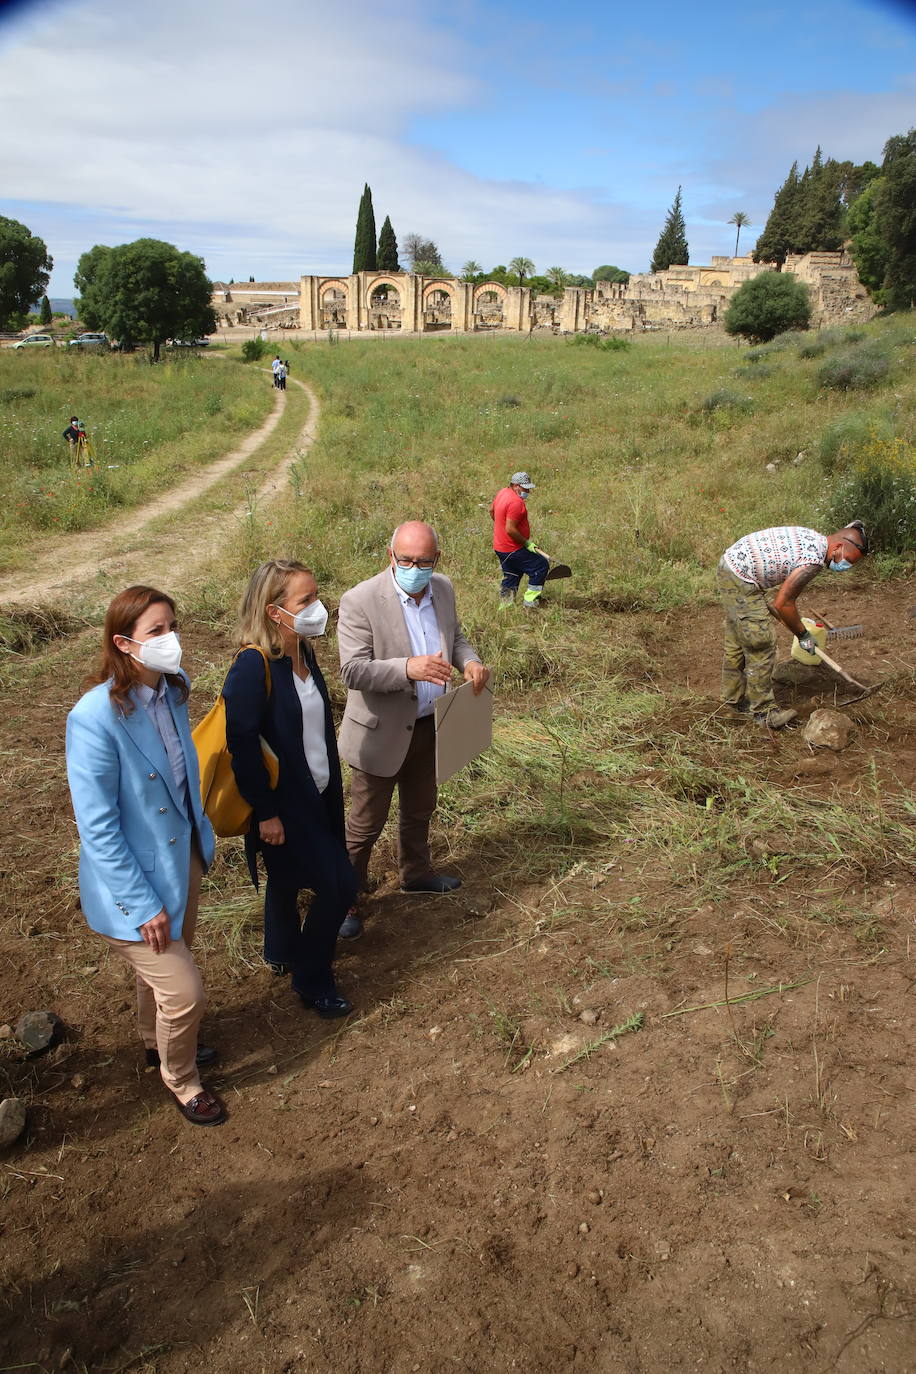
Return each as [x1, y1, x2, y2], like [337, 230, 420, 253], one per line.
[222, 559, 356, 1018]
[66, 586, 224, 1126]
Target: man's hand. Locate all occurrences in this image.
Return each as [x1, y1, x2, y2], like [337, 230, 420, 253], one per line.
[407, 652, 452, 686]
[463, 661, 491, 695]
[798, 632, 819, 655]
[259, 816, 285, 846]
[139, 909, 170, 954]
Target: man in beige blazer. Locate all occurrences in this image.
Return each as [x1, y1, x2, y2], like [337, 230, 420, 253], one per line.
[337, 521, 490, 938]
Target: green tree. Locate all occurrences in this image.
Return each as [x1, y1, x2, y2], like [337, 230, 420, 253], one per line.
[377, 216, 400, 271]
[795, 149, 846, 254]
[593, 265, 630, 284]
[545, 266, 569, 289]
[876, 127, 916, 310]
[650, 187, 688, 273]
[39, 294, 52, 325]
[461, 260, 483, 280]
[754, 162, 802, 266]
[352, 184, 377, 274]
[0, 216, 53, 329]
[723, 271, 811, 342]
[403, 234, 444, 272]
[508, 256, 535, 286]
[73, 238, 215, 360]
[848, 177, 888, 299]
[728, 212, 751, 256]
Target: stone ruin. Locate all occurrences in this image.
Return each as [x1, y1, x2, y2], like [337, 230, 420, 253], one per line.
[211, 252, 875, 338]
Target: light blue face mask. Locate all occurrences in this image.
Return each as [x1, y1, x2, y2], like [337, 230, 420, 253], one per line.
[828, 557, 853, 572]
[394, 564, 434, 595]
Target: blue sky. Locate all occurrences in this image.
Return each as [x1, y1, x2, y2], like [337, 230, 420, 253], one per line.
[0, 0, 913, 293]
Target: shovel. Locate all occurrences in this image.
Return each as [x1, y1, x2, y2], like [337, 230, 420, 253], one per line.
[533, 547, 572, 581]
[808, 643, 872, 699]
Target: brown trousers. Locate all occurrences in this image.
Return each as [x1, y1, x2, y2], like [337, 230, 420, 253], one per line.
[346, 715, 437, 887]
[101, 843, 205, 1105]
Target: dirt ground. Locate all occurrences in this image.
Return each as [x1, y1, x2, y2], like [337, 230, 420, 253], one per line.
[0, 579, 914, 1374]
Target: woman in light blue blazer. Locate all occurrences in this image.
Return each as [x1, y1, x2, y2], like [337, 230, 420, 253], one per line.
[66, 586, 223, 1127]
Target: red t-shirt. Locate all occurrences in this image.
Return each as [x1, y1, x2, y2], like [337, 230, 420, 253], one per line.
[492, 487, 529, 552]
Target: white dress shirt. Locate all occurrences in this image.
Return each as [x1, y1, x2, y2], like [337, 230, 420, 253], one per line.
[391, 570, 446, 719]
[292, 670, 331, 793]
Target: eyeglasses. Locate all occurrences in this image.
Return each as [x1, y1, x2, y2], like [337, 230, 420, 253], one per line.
[843, 538, 865, 554]
[392, 553, 439, 569]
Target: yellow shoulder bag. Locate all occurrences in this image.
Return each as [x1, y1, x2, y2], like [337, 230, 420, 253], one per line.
[192, 645, 280, 838]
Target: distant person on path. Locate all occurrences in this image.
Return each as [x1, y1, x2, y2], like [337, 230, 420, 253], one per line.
[271, 356, 282, 388]
[490, 471, 549, 609]
[336, 521, 490, 939]
[717, 521, 869, 729]
[277, 361, 287, 391]
[221, 560, 356, 1018]
[65, 586, 223, 1127]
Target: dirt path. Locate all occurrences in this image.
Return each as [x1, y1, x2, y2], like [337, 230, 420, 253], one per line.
[0, 376, 320, 607]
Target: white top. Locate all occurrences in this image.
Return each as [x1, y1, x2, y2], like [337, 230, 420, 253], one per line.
[391, 570, 446, 719]
[722, 526, 827, 589]
[292, 671, 330, 793]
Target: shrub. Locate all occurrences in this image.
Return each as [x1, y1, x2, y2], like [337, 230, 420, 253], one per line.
[817, 344, 890, 391]
[724, 273, 812, 342]
[818, 413, 894, 473]
[570, 332, 630, 351]
[821, 433, 916, 554]
[701, 388, 754, 413]
[798, 338, 826, 359]
[241, 337, 267, 362]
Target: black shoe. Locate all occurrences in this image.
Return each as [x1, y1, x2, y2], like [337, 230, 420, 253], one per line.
[297, 993, 354, 1019]
[400, 874, 461, 894]
[265, 960, 291, 975]
[338, 906, 363, 939]
[146, 1044, 218, 1069]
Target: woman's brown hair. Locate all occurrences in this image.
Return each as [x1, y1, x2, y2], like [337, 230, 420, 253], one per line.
[88, 585, 188, 715]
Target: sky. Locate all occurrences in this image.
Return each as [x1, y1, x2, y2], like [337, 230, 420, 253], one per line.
[1, 0, 914, 294]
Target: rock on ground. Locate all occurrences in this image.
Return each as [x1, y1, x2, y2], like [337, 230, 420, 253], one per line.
[803, 709, 854, 751]
[0, 1099, 27, 1149]
[14, 1011, 61, 1053]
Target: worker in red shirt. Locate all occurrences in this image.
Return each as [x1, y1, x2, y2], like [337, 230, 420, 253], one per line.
[490, 471, 549, 610]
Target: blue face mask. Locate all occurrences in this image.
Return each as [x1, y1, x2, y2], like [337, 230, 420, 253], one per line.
[394, 564, 434, 595]
[828, 557, 853, 573]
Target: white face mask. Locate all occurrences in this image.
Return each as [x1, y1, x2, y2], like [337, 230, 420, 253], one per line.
[288, 600, 329, 638]
[124, 630, 183, 675]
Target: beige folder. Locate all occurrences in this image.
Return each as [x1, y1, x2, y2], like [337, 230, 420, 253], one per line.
[434, 679, 493, 784]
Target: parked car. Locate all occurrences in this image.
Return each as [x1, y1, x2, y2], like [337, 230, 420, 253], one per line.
[13, 334, 54, 349]
[68, 332, 110, 350]
[167, 337, 210, 348]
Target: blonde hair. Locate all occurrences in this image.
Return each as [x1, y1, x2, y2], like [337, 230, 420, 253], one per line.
[235, 559, 314, 657]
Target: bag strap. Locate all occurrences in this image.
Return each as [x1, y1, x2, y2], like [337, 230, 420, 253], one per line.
[233, 643, 273, 697]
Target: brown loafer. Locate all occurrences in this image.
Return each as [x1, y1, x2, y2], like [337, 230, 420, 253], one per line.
[175, 1090, 225, 1126]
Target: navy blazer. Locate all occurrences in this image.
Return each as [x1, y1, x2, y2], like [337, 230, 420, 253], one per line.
[222, 647, 346, 890]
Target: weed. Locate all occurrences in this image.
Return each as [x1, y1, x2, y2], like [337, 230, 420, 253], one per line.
[818, 344, 891, 391]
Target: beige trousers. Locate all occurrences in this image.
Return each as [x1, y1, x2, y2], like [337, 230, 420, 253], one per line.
[346, 715, 438, 887]
[102, 844, 206, 1105]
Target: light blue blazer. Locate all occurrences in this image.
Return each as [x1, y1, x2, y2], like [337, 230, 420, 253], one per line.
[65, 676, 215, 942]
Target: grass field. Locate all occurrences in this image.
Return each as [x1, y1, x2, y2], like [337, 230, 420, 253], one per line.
[0, 346, 269, 563]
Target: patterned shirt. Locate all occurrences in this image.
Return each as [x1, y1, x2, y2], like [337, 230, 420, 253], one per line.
[722, 526, 828, 589]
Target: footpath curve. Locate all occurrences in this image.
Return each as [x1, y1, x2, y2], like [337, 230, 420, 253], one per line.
[0, 376, 320, 608]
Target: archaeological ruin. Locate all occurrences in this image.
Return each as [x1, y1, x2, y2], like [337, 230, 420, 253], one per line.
[211, 251, 875, 338]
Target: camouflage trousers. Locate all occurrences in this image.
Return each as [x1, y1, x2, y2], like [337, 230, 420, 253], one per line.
[716, 560, 777, 715]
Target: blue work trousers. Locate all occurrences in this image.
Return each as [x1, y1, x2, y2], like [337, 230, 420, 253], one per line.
[496, 546, 549, 594]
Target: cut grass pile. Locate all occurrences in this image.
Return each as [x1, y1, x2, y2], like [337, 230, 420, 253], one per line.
[0, 349, 270, 559]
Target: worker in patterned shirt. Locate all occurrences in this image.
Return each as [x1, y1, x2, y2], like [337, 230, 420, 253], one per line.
[716, 521, 868, 729]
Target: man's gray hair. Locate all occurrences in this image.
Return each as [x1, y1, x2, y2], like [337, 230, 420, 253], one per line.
[390, 522, 439, 551]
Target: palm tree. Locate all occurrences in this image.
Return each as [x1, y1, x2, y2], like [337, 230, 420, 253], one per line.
[545, 266, 569, 290]
[461, 260, 483, 281]
[508, 256, 535, 287]
[729, 212, 751, 257]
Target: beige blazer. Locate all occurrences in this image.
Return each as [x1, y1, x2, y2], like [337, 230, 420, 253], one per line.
[337, 569, 481, 777]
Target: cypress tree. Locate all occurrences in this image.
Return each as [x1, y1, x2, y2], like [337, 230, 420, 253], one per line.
[754, 162, 803, 266]
[377, 216, 399, 271]
[352, 184, 377, 274]
[650, 187, 689, 273]
[39, 294, 52, 325]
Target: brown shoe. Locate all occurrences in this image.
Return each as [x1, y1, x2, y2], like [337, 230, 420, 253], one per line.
[175, 1090, 225, 1126]
[754, 707, 797, 730]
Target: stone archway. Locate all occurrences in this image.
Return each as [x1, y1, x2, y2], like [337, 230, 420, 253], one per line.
[366, 275, 403, 329]
[422, 279, 457, 331]
[320, 278, 349, 329]
[473, 281, 507, 329]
